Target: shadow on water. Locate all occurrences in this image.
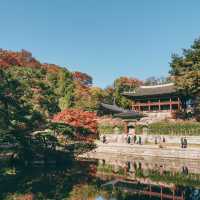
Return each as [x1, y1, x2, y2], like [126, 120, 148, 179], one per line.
[1, 157, 200, 200]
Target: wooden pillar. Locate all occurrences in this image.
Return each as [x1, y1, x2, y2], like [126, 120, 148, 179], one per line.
[148, 100, 150, 111]
[161, 186, 163, 200]
[173, 187, 175, 200]
[170, 98, 172, 111]
[149, 184, 152, 198]
[178, 97, 180, 110]
[181, 191, 184, 200]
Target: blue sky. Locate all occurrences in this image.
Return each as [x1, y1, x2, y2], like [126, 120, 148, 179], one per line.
[0, 0, 200, 88]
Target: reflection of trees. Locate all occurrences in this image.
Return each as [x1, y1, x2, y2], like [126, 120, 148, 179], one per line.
[147, 170, 200, 188]
[0, 161, 98, 200]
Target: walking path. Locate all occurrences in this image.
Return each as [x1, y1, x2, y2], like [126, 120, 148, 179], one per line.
[83, 142, 200, 160]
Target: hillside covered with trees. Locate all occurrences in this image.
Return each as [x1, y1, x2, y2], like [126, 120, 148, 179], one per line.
[1, 37, 200, 165]
[0, 49, 143, 164]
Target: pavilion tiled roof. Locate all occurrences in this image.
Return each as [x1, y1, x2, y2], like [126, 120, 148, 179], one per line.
[114, 111, 144, 119]
[123, 83, 177, 98]
[101, 103, 127, 113]
[101, 103, 143, 119]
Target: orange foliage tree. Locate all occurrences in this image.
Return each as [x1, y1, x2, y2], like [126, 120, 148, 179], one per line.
[0, 49, 41, 69]
[52, 108, 98, 134]
[115, 76, 142, 89]
[72, 71, 93, 86]
[103, 77, 143, 109]
[0, 49, 67, 74]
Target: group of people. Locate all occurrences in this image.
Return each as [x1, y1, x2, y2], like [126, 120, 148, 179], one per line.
[127, 135, 142, 145]
[102, 134, 142, 144]
[102, 135, 188, 149]
[181, 137, 188, 148]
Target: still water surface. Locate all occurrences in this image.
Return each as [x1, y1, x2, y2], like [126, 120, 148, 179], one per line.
[1, 156, 200, 200]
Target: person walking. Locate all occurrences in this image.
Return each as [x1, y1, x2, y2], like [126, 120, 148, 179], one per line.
[184, 137, 187, 148]
[139, 136, 142, 145]
[162, 137, 166, 143]
[103, 135, 106, 144]
[181, 137, 184, 148]
[127, 135, 131, 144]
[155, 137, 158, 145]
[133, 135, 137, 144]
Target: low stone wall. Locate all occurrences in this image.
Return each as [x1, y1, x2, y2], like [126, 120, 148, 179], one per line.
[144, 135, 200, 144]
[100, 134, 200, 145]
[89, 143, 200, 159]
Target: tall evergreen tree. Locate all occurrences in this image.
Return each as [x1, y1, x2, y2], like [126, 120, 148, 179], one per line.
[170, 38, 200, 120]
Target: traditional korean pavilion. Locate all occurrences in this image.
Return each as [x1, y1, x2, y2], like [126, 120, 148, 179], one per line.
[123, 83, 182, 113]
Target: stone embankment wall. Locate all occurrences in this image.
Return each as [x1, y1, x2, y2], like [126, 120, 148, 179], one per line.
[101, 134, 200, 144]
[90, 143, 200, 159]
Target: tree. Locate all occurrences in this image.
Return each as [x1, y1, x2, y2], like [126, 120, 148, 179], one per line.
[0, 49, 41, 69]
[72, 71, 93, 86]
[5, 65, 76, 116]
[73, 81, 91, 110]
[52, 108, 98, 135]
[88, 87, 107, 113]
[6, 66, 60, 117]
[113, 77, 142, 109]
[0, 48, 99, 164]
[0, 69, 82, 165]
[55, 69, 74, 110]
[144, 76, 171, 86]
[0, 69, 46, 164]
[170, 37, 200, 120]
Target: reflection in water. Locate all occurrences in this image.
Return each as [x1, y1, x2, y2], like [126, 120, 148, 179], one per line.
[95, 158, 200, 200]
[0, 157, 200, 199]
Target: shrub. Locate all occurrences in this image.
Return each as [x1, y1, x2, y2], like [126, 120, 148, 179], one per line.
[98, 123, 124, 134]
[147, 121, 200, 136]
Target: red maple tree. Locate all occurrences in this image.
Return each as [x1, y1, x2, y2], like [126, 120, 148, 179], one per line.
[52, 109, 98, 134]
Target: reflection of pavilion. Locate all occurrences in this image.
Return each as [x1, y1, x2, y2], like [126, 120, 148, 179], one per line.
[94, 161, 185, 200]
[102, 179, 184, 200]
[90, 156, 200, 200]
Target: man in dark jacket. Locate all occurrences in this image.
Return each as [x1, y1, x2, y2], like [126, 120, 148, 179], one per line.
[127, 135, 131, 144]
[133, 135, 137, 144]
[181, 137, 184, 148]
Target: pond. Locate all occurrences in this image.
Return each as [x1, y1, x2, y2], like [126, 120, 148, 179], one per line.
[0, 155, 200, 200]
